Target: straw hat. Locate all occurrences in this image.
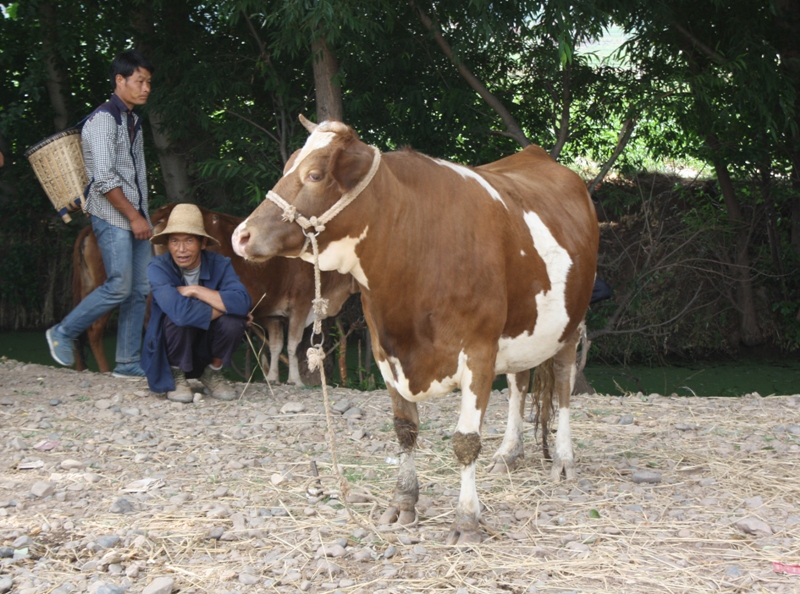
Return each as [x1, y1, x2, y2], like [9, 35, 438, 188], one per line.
[150, 204, 220, 246]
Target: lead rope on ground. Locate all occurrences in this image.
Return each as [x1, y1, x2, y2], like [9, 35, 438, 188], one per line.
[303, 230, 372, 532]
[265, 145, 384, 535]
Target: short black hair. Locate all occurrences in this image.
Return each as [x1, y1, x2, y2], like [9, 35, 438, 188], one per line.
[109, 50, 154, 89]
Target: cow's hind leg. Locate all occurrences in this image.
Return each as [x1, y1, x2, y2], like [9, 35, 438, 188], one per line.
[548, 325, 582, 481]
[87, 313, 112, 373]
[265, 319, 284, 383]
[379, 386, 419, 527]
[487, 370, 530, 474]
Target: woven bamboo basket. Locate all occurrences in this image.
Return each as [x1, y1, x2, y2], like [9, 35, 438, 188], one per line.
[24, 128, 88, 223]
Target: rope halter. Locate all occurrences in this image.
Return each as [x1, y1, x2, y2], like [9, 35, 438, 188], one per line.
[262, 144, 382, 367]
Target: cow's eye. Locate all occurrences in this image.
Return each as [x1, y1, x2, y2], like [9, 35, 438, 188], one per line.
[308, 170, 324, 182]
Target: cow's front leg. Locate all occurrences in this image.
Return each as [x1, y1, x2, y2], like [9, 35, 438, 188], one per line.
[487, 370, 530, 474]
[379, 386, 419, 527]
[550, 326, 581, 481]
[447, 363, 493, 545]
[265, 319, 283, 383]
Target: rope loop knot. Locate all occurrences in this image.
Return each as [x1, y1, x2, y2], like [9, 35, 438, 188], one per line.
[312, 296, 329, 317]
[306, 344, 325, 372]
[281, 204, 297, 223]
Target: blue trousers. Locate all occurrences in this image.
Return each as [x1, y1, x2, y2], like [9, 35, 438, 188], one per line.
[58, 216, 151, 365]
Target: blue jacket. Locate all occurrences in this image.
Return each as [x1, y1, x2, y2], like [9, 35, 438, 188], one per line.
[142, 250, 251, 393]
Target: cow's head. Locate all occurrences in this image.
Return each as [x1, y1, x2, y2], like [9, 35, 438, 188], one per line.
[232, 115, 377, 263]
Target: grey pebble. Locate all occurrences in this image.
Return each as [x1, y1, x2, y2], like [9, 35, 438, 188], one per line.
[0, 578, 12, 594]
[619, 414, 634, 425]
[725, 565, 743, 578]
[735, 516, 773, 536]
[384, 545, 397, 558]
[141, 577, 175, 594]
[238, 573, 259, 585]
[0, 547, 13, 558]
[96, 585, 126, 594]
[49, 398, 61, 406]
[343, 407, 364, 419]
[332, 400, 351, 413]
[280, 401, 305, 414]
[7, 437, 27, 450]
[110, 498, 133, 514]
[96, 535, 120, 549]
[12, 535, 33, 548]
[632, 470, 662, 484]
[206, 527, 224, 540]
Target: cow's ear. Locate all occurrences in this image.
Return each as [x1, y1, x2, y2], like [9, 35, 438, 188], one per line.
[330, 143, 373, 192]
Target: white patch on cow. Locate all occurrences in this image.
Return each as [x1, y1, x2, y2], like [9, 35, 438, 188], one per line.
[495, 211, 573, 373]
[285, 130, 336, 176]
[430, 157, 507, 209]
[377, 350, 467, 402]
[299, 226, 370, 288]
[454, 364, 481, 435]
[520, 250, 526, 257]
[457, 462, 480, 520]
[555, 407, 573, 464]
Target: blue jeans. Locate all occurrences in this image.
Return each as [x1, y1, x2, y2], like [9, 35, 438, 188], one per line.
[58, 216, 152, 365]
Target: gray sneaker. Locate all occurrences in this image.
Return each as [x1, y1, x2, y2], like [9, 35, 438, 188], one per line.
[46, 326, 74, 367]
[167, 368, 193, 403]
[200, 367, 237, 401]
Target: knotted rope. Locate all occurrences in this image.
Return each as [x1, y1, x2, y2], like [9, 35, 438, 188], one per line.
[263, 144, 382, 530]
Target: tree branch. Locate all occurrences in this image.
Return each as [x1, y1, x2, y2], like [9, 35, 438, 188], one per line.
[411, 1, 530, 148]
[550, 62, 572, 160]
[588, 118, 636, 195]
[671, 21, 726, 65]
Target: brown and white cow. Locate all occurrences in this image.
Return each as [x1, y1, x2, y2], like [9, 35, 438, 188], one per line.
[232, 117, 599, 544]
[73, 204, 356, 385]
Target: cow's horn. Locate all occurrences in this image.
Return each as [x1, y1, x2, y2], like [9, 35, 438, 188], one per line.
[299, 114, 317, 133]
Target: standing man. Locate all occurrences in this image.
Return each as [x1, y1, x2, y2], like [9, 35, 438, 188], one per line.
[142, 204, 251, 403]
[46, 50, 154, 378]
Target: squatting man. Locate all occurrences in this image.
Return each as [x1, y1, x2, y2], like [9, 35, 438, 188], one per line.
[141, 204, 251, 402]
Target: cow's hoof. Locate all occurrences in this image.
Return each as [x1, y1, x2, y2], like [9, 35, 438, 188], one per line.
[446, 526, 483, 545]
[487, 455, 520, 474]
[550, 455, 576, 481]
[378, 506, 416, 526]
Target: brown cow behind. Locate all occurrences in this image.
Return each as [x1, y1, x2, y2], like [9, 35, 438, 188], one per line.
[72, 204, 357, 385]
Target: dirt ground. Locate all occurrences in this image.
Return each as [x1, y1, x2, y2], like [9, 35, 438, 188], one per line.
[1, 357, 799, 594]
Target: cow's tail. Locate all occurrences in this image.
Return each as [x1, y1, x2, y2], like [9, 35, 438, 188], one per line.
[531, 357, 556, 460]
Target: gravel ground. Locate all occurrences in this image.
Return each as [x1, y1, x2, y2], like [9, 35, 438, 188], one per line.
[1, 357, 800, 594]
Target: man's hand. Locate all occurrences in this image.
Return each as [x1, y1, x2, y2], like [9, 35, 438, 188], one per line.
[177, 284, 227, 315]
[130, 214, 152, 240]
[176, 285, 196, 298]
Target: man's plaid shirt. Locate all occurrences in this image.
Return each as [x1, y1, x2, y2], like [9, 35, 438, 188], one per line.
[81, 93, 151, 230]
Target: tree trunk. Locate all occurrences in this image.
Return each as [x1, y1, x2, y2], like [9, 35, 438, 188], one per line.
[311, 36, 343, 122]
[759, 165, 784, 282]
[149, 110, 192, 203]
[39, 1, 70, 131]
[131, 0, 193, 204]
[336, 317, 348, 385]
[791, 154, 800, 258]
[708, 136, 763, 346]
